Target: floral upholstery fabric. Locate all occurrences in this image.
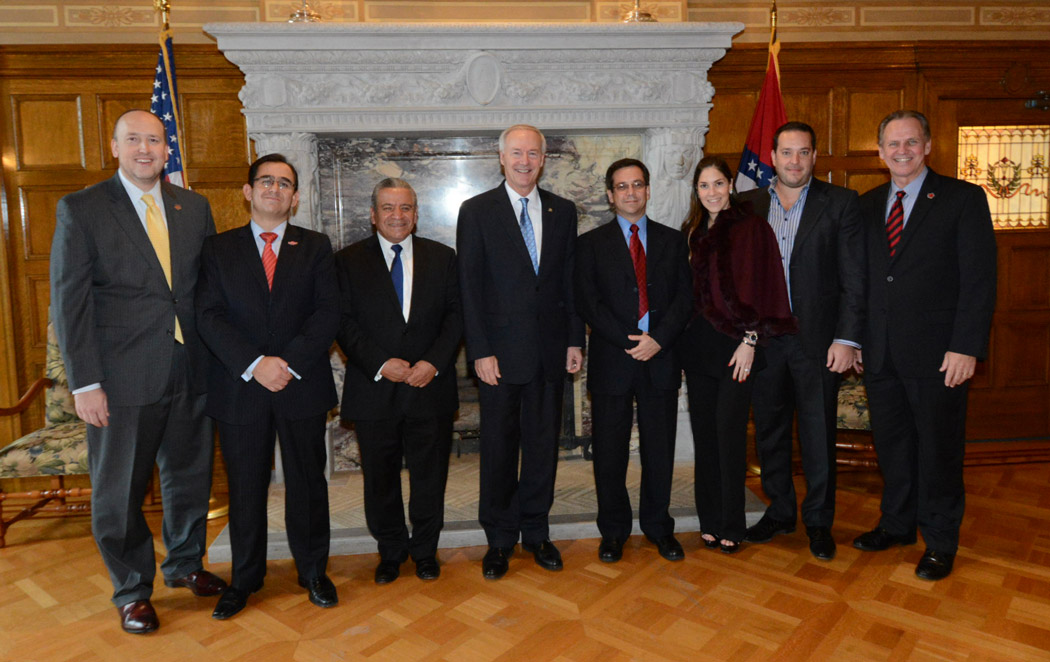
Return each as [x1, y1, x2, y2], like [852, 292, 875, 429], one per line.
[0, 323, 88, 480]
[837, 373, 871, 431]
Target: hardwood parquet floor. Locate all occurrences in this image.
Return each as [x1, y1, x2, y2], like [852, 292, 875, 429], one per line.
[3, 464, 1050, 661]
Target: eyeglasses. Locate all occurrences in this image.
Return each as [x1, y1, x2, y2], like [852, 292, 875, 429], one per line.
[253, 176, 295, 191]
[613, 181, 647, 192]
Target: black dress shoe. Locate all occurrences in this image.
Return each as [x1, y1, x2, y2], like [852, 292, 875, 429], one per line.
[806, 526, 837, 561]
[647, 534, 684, 561]
[915, 550, 955, 580]
[482, 546, 513, 580]
[744, 516, 796, 544]
[374, 559, 402, 585]
[852, 527, 917, 552]
[118, 599, 159, 634]
[298, 575, 338, 608]
[164, 569, 228, 596]
[212, 587, 253, 620]
[415, 557, 440, 580]
[598, 538, 623, 563]
[522, 539, 563, 571]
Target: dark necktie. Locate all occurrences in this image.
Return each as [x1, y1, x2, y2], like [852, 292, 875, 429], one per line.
[629, 224, 648, 321]
[260, 232, 278, 290]
[886, 190, 905, 257]
[391, 243, 404, 309]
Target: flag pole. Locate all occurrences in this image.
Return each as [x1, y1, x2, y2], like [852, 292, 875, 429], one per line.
[153, 0, 189, 182]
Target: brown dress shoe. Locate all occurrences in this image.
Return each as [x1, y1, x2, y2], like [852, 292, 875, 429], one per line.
[164, 569, 228, 596]
[118, 600, 159, 634]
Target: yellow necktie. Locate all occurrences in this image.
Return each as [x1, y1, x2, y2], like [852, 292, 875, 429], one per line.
[141, 193, 183, 344]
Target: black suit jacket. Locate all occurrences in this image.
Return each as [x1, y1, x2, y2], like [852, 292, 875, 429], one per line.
[859, 168, 997, 377]
[456, 183, 585, 384]
[51, 173, 215, 405]
[335, 235, 462, 421]
[196, 223, 340, 424]
[741, 178, 866, 358]
[575, 217, 693, 395]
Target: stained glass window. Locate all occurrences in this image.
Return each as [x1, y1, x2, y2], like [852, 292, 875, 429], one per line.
[957, 125, 1049, 230]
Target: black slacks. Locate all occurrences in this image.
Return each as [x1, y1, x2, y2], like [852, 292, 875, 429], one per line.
[589, 364, 678, 542]
[355, 414, 453, 562]
[685, 367, 753, 543]
[218, 410, 330, 592]
[864, 358, 969, 553]
[477, 376, 564, 548]
[87, 342, 213, 607]
[752, 334, 841, 528]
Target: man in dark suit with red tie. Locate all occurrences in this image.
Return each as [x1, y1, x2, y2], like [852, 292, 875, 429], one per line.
[196, 153, 340, 618]
[457, 124, 584, 579]
[854, 110, 996, 580]
[574, 158, 693, 563]
[335, 179, 462, 584]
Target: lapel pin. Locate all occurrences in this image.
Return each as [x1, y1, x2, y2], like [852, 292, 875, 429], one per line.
[927, 193, 935, 199]
[174, 204, 182, 210]
[288, 241, 298, 246]
[548, 207, 553, 213]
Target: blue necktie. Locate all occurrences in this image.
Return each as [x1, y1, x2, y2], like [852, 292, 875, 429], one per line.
[390, 244, 404, 310]
[519, 197, 539, 274]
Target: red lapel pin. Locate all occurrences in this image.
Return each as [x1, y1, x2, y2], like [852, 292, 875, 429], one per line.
[287, 241, 298, 246]
[174, 204, 182, 210]
[927, 193, 935, 199]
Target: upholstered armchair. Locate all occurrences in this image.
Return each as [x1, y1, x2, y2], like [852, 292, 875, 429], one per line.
[0, 323, 90, 547]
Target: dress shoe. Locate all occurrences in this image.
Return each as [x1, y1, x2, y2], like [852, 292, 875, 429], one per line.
[415, 557, 440, 580]
[522, 539, 563, 571]
[915, 550, 955, 581]
[852, 527, 917, 552]
[164, 569, 227, 597]
[598, 538, 623, 563]
[647, 534, 684, 561]
[744, 516, 796, 544]
[298, 575, 338, 607]
[212, 587, 254, 620]
[374, 559, 402, 585]
[117, 599, 159, 634]
[482, 546, 513, 580]
[806, 526, 837, 561]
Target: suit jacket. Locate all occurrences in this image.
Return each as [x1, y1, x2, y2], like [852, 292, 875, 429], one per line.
[335, 234, 462, 421]
[456, 183, 585, 384]
[859, 168, 997, 377]
[741, 178, 866, 358]
[50, 173, 216, 406]
[196, 223, 339, 424]
[575, 217, 693, 395]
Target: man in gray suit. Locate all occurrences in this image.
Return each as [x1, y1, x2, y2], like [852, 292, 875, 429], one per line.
[50, 109, 225, 635]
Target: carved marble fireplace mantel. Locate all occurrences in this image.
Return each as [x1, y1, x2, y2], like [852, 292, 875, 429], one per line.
[204, 21, 744, 228]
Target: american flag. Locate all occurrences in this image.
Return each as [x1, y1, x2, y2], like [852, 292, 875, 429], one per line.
[735, 21, 787, 192]
[149, 30, 186, 188]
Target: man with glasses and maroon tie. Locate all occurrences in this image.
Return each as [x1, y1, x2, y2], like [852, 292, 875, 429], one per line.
[574, 158, 692, 564]
[196, 153, 340, 618]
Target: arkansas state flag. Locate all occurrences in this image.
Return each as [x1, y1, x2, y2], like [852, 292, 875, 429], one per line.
[735, 37, 787, 192]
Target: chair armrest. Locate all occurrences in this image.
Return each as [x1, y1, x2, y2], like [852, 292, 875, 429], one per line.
[0, 378, 53, 416]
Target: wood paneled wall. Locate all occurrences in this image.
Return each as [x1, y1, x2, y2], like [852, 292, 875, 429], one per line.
[1, 40, 1048, 447]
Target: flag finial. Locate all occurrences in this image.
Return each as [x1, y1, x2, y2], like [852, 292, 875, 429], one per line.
[153, 0, 170, 31]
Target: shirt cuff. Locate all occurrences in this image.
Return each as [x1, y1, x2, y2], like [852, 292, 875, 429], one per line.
[242, 355, 264, 382]
[72, 383, 101, 395]
[833, 339, 861, 350]
[374, 360, 388, 382]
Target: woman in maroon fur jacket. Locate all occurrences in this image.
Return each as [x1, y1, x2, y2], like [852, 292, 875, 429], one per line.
[677, 156, 797, 553]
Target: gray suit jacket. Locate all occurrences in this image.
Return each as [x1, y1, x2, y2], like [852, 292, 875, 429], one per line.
[50, 172, 216, 406]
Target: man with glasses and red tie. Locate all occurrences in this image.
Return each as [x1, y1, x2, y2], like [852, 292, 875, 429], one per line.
[574, 158, 693, 564]
[196, 153, 340, 618]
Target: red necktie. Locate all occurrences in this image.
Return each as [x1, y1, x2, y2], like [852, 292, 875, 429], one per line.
[886, 190, 905, 257]
[260, 232, 277, 290]
[629, 224, 648, 320]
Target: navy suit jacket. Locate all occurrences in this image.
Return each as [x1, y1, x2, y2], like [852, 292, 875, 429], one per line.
[456, 183, 585, 384]
[740, 177, 866, 359]
[859, 168, 997, 377]
[196, 223, 339, 424]
[335, 234, 462, 421]
[575, 217, 693, 394]
[51, 173, 215, 405]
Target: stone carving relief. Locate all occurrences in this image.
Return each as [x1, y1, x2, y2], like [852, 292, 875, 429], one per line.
[644, 128, 706, 228]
